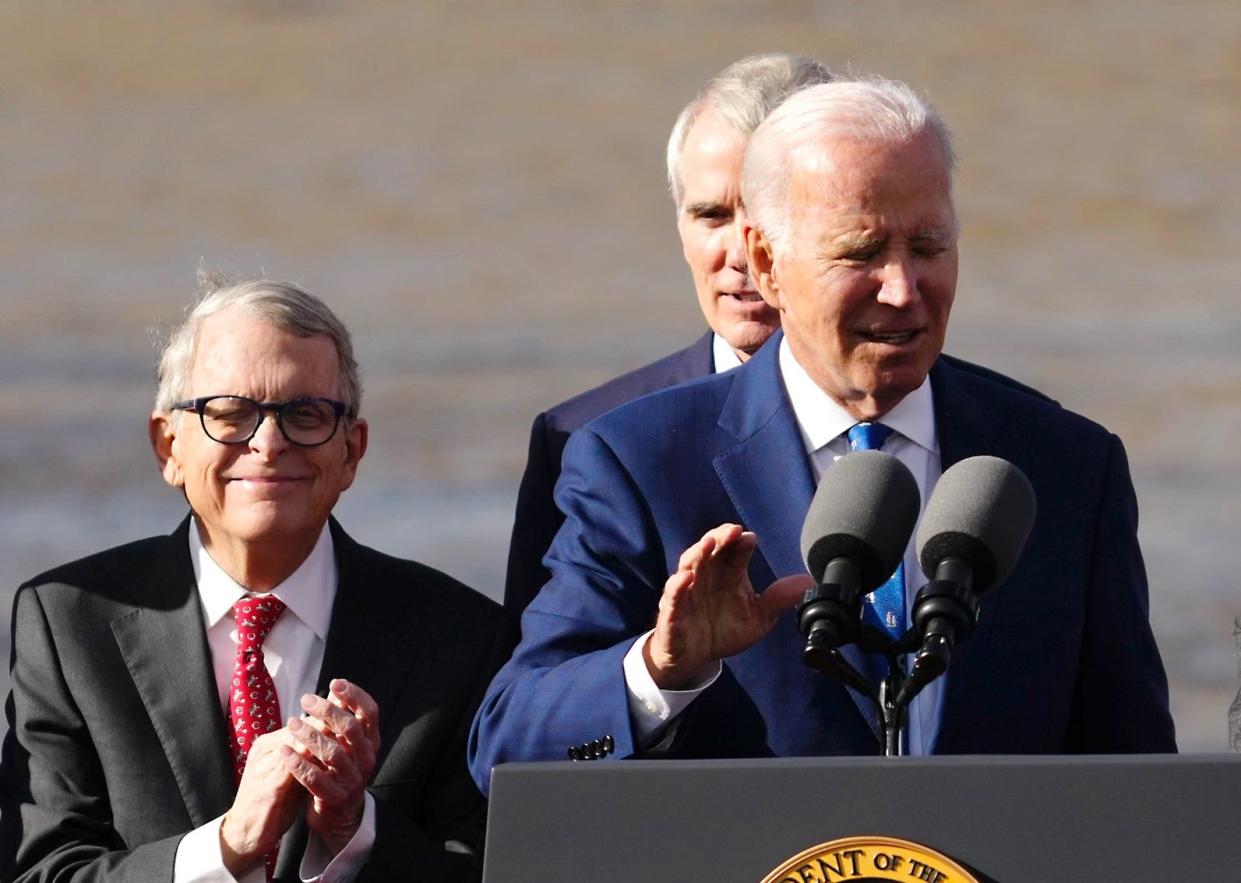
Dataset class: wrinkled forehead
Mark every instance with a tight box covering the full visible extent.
[189,310,342,393]
[785,131,957,229]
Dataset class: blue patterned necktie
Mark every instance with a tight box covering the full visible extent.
[846,422,907,642]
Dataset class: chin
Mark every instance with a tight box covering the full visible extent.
[722,323,779,355]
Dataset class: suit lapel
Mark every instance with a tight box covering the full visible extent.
[712,338,879,737]
[684,330,716,379]
[928,358,1019,751]
[930,358,1002,470]
[110,517,235,827]
[713,337,815,583]
[315,520,419,751]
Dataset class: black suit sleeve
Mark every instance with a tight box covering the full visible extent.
[1,586,181,882]
[502,413,565,619]
[1065,435,1176,751]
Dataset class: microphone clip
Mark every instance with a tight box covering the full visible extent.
[895,578,981,707]
[797,579,862,672]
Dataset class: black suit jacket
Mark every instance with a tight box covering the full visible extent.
[503,331,714,616]
[1,517,515,882]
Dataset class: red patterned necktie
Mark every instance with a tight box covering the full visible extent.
[230,594,287,880]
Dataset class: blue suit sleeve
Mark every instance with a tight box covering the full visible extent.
[469,427,669,795]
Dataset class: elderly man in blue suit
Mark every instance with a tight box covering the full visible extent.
[469,77,1175,790]
[503,52,833,617]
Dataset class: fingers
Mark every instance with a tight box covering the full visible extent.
[286,682,379,858]
[761,573,816,615]
[287,682,380,789]
[220,730,304,871]
[677,524,751,573]
[327,679,380,750]
[298,687,378,756]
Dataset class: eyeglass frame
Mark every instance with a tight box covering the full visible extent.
[171,395,351,448]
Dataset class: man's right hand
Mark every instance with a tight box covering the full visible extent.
[219,729,304,876]
[643,523,812,690]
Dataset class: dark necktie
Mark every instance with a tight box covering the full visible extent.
[230,594,286,881]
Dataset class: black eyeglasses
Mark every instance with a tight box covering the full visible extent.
[172,395,349,447]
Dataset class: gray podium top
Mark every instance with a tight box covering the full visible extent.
[484,754,1241,882]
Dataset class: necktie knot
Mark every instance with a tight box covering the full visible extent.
[847,421,893,452]
[233,595,286,650]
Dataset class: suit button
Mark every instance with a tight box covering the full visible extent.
[567,746,580,761]
[602,735,614,754]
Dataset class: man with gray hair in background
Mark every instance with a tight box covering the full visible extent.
[503,52,833,618]
[470,75,1174,790]
[2,277,512,881]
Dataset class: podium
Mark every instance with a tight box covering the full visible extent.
[483,755,1241,882]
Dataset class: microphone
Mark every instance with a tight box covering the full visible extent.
[797,450,921,678]
[897,455,1036,705]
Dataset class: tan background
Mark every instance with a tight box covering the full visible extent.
[1,0,1238,751]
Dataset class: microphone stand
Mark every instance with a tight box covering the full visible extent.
[799,584,966,757]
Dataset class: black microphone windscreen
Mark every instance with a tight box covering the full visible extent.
[916,456,1036,592]
[800,450,921,592]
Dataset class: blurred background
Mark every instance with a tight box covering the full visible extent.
[1,0,1237,751]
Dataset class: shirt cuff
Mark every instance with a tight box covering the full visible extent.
[300,791,376,882]
[622,630,721,740]
[173,815,263,883]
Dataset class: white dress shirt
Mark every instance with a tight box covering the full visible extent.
[711,333,744,374]
[173,523,376,883]
[624,337,945,755]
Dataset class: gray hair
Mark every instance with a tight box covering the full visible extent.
[666,53,834,207]
[743,77,957,251]
[154,272,362,418]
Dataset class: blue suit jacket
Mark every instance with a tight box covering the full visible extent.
[470,336,1175,792]
[503,332,714,617]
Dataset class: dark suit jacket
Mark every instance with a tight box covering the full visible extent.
[503,331,714,617]
[469,334,1175,792]
[1,517,515,882]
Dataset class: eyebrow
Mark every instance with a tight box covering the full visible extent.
[911,227,956,242]
[832,232,884,254]
[683,200,731,217]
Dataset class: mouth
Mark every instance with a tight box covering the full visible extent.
[227,475,306,486]
[858,328,921,346]
[722,289,765,303]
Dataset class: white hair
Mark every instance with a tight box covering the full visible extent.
[154,271,362,417]
[666,53,834,207]
[742,77,957,250]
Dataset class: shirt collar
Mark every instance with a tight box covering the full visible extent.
[189,521,337,642]
[711,333,744,374]
[778,337,938,454]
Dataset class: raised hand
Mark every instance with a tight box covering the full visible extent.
[284,678,381,859]
[644,523,812,689]
[219,729,305,875]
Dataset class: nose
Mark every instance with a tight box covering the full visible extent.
[725,216,748,273]
[247,410,289,457]
[876,255,919,308]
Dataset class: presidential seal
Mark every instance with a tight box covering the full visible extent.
[762,835,979,883]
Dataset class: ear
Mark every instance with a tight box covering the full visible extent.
[745,223,782,311]
[337,418,369,492]
[149,412,185,488]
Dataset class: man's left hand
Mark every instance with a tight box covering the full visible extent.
[285,678,381,858]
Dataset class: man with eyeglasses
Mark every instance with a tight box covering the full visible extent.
[1,277,513,882]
